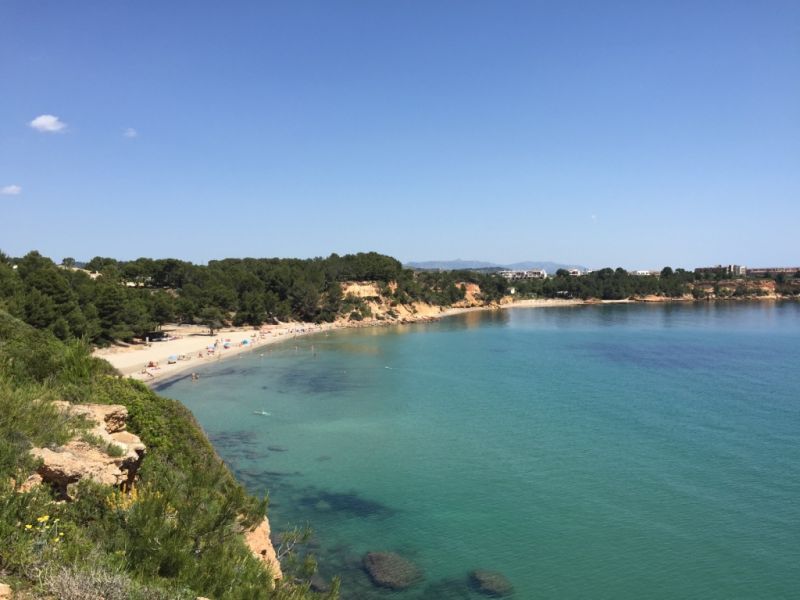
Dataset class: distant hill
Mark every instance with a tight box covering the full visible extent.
[405,259,587,272]
[404,259,499,271]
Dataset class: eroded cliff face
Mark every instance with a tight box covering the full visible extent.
[339,281,487,325]
[24,402,146,500]
[243,517,283,581]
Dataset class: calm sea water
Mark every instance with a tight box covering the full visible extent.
[159,303,800,599]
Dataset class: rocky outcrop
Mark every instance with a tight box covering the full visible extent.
[469,569,514,597]
[363,552,422,590]
[0,582,11,599]
[243,517,282,581]
[26,403,145,500]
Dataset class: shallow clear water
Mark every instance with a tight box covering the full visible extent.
[159,303,800,599]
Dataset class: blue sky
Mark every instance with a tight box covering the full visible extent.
[1,1,798,269]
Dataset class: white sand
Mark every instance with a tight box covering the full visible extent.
[94,322,335,383]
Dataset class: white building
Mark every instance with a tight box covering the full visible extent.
[499,269,548,280]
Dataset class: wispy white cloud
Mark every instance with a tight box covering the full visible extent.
[1,185,22,195]
[29,114,67,133]
[123,127,138,138]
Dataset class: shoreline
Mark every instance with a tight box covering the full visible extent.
[97,298,588,386]
[94,295,791,387]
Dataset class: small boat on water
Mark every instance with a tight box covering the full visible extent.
[253,410,271,416]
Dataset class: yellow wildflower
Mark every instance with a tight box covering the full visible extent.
[25,524,32,530]
[37,515,49,523]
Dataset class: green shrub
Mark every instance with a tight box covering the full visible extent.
[80,432,125,458]
[0,382,76,482]
[0,311,338,598]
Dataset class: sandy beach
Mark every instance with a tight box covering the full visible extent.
[93,322,338,383]
[94,298,589,384]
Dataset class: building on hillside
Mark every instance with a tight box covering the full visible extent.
[567,268,582,276]
[631,270,653,276]
[747,267,800,277]
[498,269,548,280]
[695,264,747,277]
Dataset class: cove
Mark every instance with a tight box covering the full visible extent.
[159,302,800,599]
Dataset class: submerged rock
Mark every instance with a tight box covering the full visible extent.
[309,574,331,593]
[469,569,514,597]
[314,499,332,511]
[363,552,422,590]
[417,578,473,599]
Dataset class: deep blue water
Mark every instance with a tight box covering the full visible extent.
[159,302,800,599]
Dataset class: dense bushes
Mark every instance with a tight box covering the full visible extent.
[0,311,337,598]
[0,251,406,343]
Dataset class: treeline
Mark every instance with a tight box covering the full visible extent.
[511,267,696,300]
[0,251,499,345]
[3,251,795,346]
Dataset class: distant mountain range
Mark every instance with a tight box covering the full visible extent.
[404,259,588,272]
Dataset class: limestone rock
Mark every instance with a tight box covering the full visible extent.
[29,402,145,500]
[363,552,422,590]
[469,569,514,597]
[243,517,282,580]
[19,472,43,492]
[110,430,146,454]
[0,582,11,598]
[67,403,129,433]
[32,443,119,498]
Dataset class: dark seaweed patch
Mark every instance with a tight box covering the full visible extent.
[297,490,394,519]
[241,449,270,460]
[277,364,355,394]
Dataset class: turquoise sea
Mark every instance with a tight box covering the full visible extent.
[159,302,800,599]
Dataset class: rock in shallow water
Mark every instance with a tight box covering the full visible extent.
[469,569,514,597]
[363,552,422,590]
[417,578,474,599]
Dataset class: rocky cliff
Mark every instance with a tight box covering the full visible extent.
[23,402,146,500]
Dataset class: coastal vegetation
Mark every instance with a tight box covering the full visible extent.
[1,251,798,346]
[0,310,338,599]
